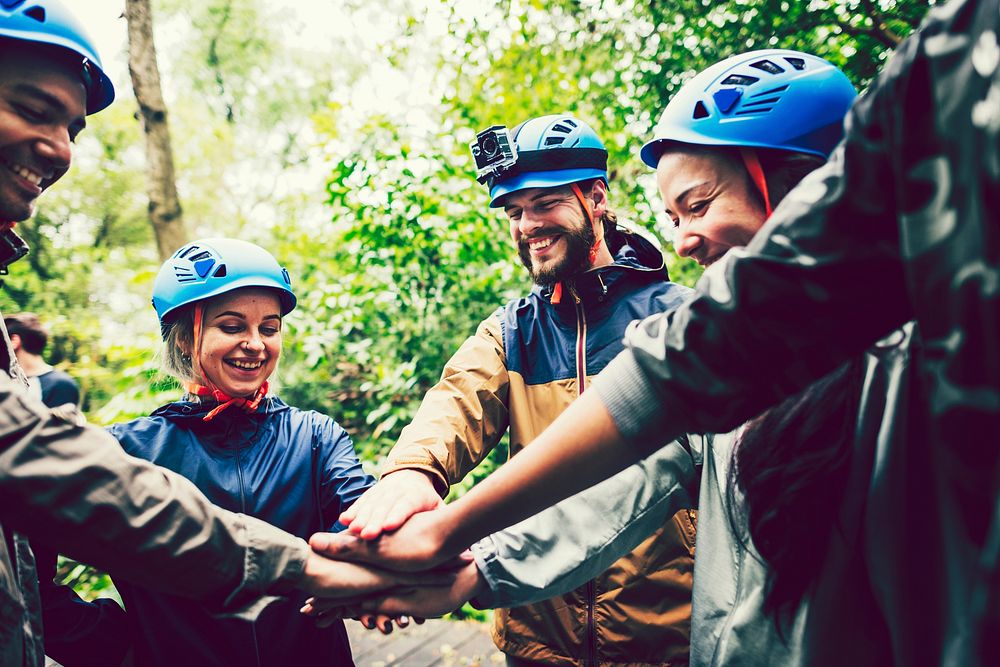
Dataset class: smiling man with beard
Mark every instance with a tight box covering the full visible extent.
[338,114,697,667]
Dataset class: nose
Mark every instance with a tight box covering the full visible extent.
[34,127,73,173]
[674,225,703,259]
[242,334,265,354]
[516,209,545,239]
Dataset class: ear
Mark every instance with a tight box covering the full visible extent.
[175,333,193,359]
[589,180,608,217]
[8,334,20,352]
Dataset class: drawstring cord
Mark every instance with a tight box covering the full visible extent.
[551,183,605,305]
[182,302,268,421]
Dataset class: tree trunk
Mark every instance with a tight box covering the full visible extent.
[125,0,188,262]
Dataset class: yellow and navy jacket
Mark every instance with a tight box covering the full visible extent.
[384,231,696,666]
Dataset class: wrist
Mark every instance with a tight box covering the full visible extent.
[383,467,445,496]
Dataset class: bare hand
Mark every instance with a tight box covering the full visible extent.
[339,469,443,539]
[298,550,459,598]
[311,507,466,573]
[302,561,484,623]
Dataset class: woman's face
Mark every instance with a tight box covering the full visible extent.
[656,147,767,268]
[192,287,282,398]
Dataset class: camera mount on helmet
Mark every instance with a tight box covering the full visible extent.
[471,125,519,185]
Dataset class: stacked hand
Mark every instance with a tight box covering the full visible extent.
[299,470,486,626]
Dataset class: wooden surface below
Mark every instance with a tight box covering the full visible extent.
[346,617,504,667]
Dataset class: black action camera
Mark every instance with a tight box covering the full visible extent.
[470,125,518,184]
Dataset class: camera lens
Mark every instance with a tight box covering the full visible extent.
[482,136,499,157]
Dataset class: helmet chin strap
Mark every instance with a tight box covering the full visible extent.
[739,148,773,217]
[182,302,268,421]
[550,183,605,305]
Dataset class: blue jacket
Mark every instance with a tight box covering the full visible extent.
[108,396,373,667]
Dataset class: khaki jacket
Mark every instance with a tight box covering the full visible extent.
[384,234,696,666]
[0,316,309,666]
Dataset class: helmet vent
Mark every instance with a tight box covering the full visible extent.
[784,57,806,70]
[741,97,780,107]
[750,85,788,98]
[173,267,196,283]
[24,5,45,22]
[750,59,784,74]
[281,268,291,285]
[212,264,228,278]
[545,136,566,146]
[693,101,710,119]
[721,74,758,86]
[551,122,574,134]
[177,244,201,259]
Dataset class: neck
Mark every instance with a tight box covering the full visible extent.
[590,245,615,269]
[16,353,49,376]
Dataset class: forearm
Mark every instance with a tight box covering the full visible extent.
[383,318,511,491]
[438,389,645,553]
[0,380,308,613]
[471,435,700,608]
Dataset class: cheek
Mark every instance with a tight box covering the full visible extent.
[266,337,282,363]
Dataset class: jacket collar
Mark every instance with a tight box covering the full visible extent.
[151,395,291,423]
[535,230,669,305]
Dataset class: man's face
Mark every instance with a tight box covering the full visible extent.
[0,51,87,222]
[502,183,602,286]
[656,147,766,268]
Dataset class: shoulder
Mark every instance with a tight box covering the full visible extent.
[38,368,77,387]
[275,402,352,446]
[106,414,177,453]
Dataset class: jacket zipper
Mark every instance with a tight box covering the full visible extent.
[233,431,264,667]
[572,288,598,667]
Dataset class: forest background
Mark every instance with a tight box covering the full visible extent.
[10,0,933,607]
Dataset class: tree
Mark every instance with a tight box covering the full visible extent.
[126,0,188,261]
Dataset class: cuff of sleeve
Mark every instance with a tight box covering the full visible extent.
[591,351,668,446]
[221,514,310,619]
[468,538,502,610]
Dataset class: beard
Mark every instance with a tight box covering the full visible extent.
[518,220,596,287]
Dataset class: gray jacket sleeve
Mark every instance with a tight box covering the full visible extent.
[470,434,703,609]
[0,371,308,617]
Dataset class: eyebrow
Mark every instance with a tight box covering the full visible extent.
[504,190,571,212]
[667,180,712,211]
[11,82,86,134]
[212,311,281,321]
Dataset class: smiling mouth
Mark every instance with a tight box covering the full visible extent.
[527,236,559,253]
[4,160,44,188]
[226,359,265,370]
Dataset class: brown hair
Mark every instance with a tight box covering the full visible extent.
[4,313,48,355]
[159,306,196,385]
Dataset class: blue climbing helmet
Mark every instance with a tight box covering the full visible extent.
[0,0,115,114]
[640,49,857,167]
[152,239,297,333]
[471,114,609,207]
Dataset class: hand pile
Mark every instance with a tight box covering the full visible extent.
[296,470,486,632]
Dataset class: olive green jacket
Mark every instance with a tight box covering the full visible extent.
[0,317,309,666]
